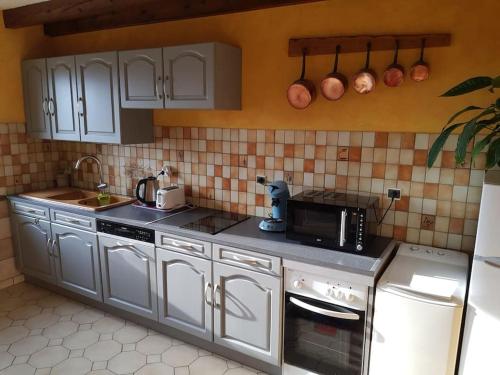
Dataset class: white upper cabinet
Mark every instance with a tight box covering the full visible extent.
[22,59,52,139]
[119,48,164,109]
[120,42,241,110]
[47,55,80,141]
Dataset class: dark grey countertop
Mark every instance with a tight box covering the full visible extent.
[8,195,396,286]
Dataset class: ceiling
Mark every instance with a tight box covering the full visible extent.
[0,0,46,10]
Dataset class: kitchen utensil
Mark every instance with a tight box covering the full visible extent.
[353,42,376,94]
[135,175,159,205]
[383,40,405,87]
[410,39,430,82]
[259,180,290,232]
[156,185,186,210]
[320,45,348,101]
[287,51,316,109]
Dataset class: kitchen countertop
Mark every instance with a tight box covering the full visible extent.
[8,194,396,286]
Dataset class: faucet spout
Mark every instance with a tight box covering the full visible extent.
[74,155,108,191]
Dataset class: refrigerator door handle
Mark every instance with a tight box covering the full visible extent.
[380,283,460,307]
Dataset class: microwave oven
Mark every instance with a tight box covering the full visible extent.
[286,190,379,253]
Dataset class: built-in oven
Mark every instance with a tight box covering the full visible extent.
[283,264,370,375]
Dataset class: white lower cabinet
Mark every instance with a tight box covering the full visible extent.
[12,213,55,283]
[51,223,102,301]
[99,234,158,320]
[213,262,281,366]
[157,248,213,340]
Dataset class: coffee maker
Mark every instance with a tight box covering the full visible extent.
[259,180,290,232]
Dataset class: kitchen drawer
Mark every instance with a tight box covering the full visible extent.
[156,232,212,259]
[213,244,281,276]
[51,209,96,232]
[10,200,49,219]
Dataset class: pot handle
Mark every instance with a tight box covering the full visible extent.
[364,42,372,70]
[300,49,307,80]
[419,38,426,63]
[135,178,146,202]
[332,45,341,73]
[393,40,400,65]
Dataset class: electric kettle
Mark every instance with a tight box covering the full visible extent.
[135,176,159,205]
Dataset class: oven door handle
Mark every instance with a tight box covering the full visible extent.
[289,297,360,320]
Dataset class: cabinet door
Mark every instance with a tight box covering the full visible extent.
[157,248,212,340]
[213,262,281,365]
[119,48,164,109]
[11,213,55,283]
[163,43,214,109]
[52,223,102,301]
[99,235,157,320]
[22,59,52,139]
[76,52,121,143]
[47,56,80,141]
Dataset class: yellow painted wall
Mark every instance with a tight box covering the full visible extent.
[0,13,49,123]
[5,0,500,131]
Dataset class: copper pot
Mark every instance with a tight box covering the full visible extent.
[320,45,347,101]
[287,51,316,109]
[353,43,376,94]
[384,40,405,87]
[411,39,430,82]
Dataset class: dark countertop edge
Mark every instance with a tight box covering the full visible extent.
[7,195,396,283]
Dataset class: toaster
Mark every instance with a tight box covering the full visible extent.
[156,186,186,210]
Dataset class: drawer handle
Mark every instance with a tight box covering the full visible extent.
[232,255,261,267]
[204,282,212,307]
[169,239,199,252]
[26,209,37,213]
[67,219,82,225]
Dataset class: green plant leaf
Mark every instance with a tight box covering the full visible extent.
[455,122,482,165]
[427,123,465,168]
[493,76,500,88]
[471,131,499,161]
[446,105,483,125]
[486,138,500,168]
[441,76,493,97]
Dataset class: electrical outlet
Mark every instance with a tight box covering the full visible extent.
[387,188,401,200]
[256,175,267,185]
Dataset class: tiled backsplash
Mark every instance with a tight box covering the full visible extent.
[0,123,56,289]
[55,126,485,253]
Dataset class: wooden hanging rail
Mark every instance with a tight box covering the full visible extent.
[288,33,451,56]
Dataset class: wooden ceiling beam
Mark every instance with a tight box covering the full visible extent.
[2,0,325,36]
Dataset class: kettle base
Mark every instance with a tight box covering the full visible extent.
[259,218,286,232]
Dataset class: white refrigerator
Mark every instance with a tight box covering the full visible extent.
[459,169,500,374]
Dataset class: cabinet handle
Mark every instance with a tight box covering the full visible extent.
[214,284,221,308]
[169,239,199,252]
[78,97,85,117]
[164,76,169,99]
[231,255,261,267]
[48,98,55,116]
[42,98,49,115]
[52,239,59,258]
[204,282,212,307]
[67,219,81,225]
[157,76,163,100]
[46,238,53,256]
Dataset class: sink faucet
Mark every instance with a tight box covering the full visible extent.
[74,155,108,191]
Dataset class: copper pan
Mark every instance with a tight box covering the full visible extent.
[287,51,316,109]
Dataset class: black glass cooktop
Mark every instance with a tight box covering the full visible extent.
[180,211,250,235]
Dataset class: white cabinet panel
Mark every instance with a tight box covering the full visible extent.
[157,248,212,340]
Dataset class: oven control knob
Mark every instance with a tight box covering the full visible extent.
[344,292,355,302]
[356,244,363,251]
[293,280,303,289]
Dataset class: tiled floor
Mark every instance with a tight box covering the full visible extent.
[0,283,266,375]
